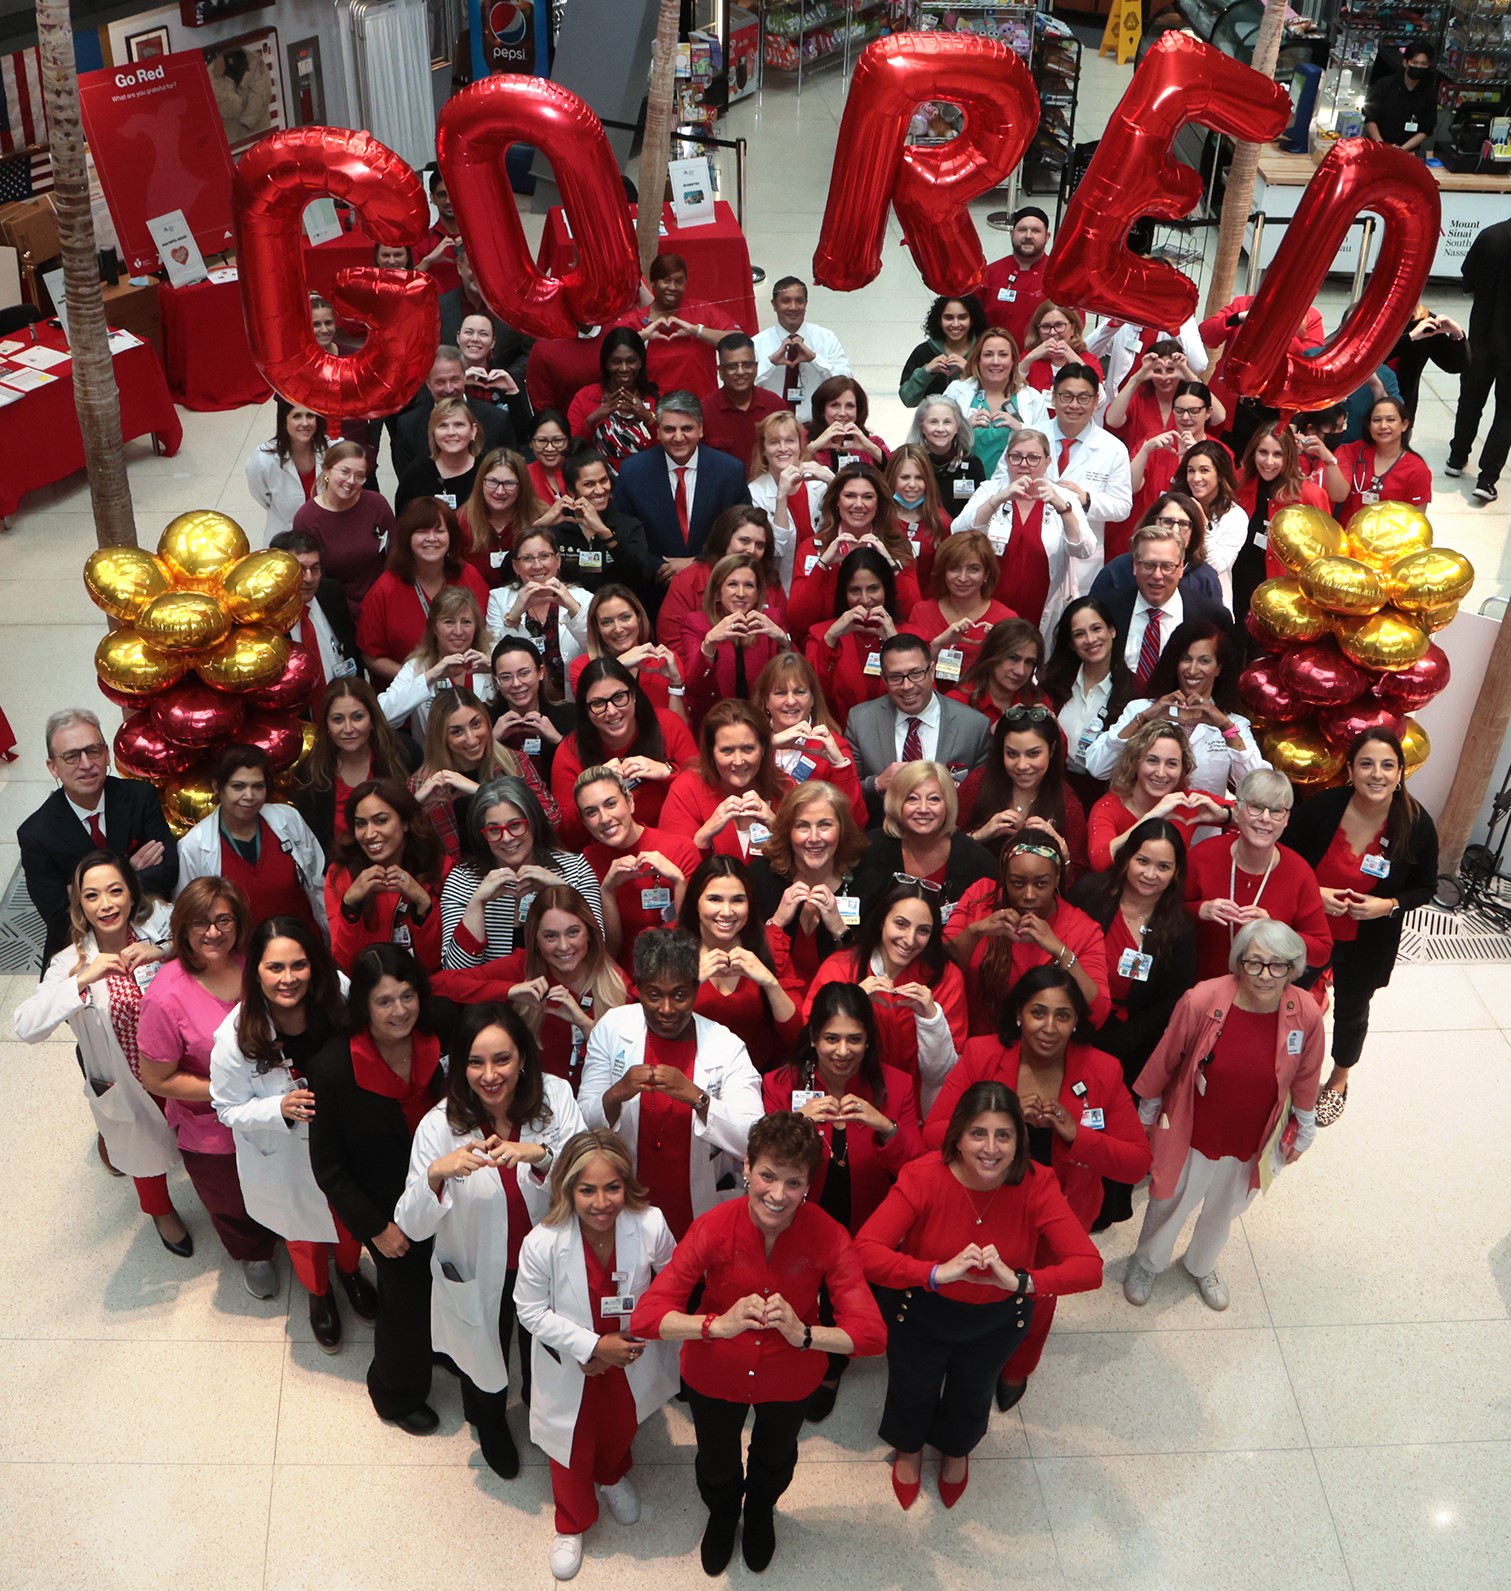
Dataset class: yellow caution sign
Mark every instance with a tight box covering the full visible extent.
[1099,0,1143,66]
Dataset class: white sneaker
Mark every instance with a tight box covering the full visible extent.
[1191,1269,1230,1311]
[549,1534,583,1581]
[600,1475,641,1524]
[1123,1256,1156,1306]
[242,1259,278,1299]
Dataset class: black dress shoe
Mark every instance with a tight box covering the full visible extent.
[741,1505,776,1572]
[700,1509,740,1577]
[479,1416,519,1479]
[804,1381,839,1423]
[336,1265,379,1322]
[153,1215,194,1258]
[382,1403,440,1435]
[995,1377,1028,1413]
[309,1290,343,1354]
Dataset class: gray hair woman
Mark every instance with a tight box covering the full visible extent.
[1123,918,1323,1312]
[437,776,604,967]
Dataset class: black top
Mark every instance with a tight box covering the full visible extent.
[1285,786,1439,993]
[502,505,652,596]
[292,730,420,860]
[489,698,577,785]
[1387,319,1469,419]
[1363,71,1437,147]
[747,855,859,969]
[928,451,986,518]
[390,396,514,480]
[1462,219,1511,357]
[394,456,480,515]
[851,830,997,922]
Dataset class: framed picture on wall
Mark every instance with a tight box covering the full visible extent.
[285,37,326,126]
[180,0,275,27]
[203,26,284,154]
[124,26,172,62]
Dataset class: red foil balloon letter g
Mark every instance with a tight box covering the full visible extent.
[813,33,1038,296]
[233,128,439,419]
[438,75,640,339]
[1224,140,1441,411]
[1046,34,1291,327]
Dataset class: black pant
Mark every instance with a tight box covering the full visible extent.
[879,1287,1034,1460]
[686,1387,808,1518]
[366,1236,434,1420]
[1451,343,1511,486]
[1329,942,1377,1070]
[459,1267,532,1429]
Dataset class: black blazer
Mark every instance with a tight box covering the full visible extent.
[391,395,515,480]
[437,289,533,386]
[1097,585,1233,662]
[851,830,997,922]
[1068,872,1198,1086]
[292,731,419,860]
[613,444,752,570]
[304,1023,451,1242]
[489,697,576,785]
[19,777,179,967]
[302,576,362,682]
[1286,786,1439,992]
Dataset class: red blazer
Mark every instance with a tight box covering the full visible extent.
[921,1037,1150,1228]
[550,708,698,845]
[656,562,713,656]
[945,879,1111,1033]
[678,614,788,725]
[325,863,448,973]
[659,769,794,858]
[762,1062,924,1231]
[1234,476,1334,581]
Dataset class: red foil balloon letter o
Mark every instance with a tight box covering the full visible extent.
[813,33,1039,296]
[438,76,640,340]
[233,128,439,419]
[1224,140,1441,411]
[1046,34,1291,328]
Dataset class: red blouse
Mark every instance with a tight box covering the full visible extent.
[583,825,705,957]
[325,863,449,973]
[355,566,492,667]
[804,623,889,725]
[1087,792,1201,874]
[1312,823,1385,945]
[695,933,804,1059]
[631,1196,887,1403]
[901,599,1017,680]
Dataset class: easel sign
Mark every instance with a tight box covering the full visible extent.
[669,156,716,228]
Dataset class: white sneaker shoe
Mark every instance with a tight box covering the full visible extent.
[1123,1256,1157,1306]
[600,1475,641,1524]
[1191,1269,1230,1311]
[549,1534,583,1581]
[242,1259,278,1299]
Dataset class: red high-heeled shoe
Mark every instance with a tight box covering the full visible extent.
[939,1456,969,1509]
[891,1452,921,1510]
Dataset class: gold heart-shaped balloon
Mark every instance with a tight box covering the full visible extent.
[83,547,172,621]
[1332,608,1431,671]
[220,550,303,624]
[196,626,291,691]
[1300,555,1387,616]
[1344,501,1432,569]
[1249,578,1330,642]
[95,627,189,693]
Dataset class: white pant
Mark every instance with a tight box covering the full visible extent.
[1134,1150,1257,1278]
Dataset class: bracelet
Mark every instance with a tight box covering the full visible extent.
[800,1324,813,1351]
[927,1263,940,1293]
[1221,725,1241,742]
[1060,948,1077,970]
[701,1311,718,1341]
[667,686,686,697]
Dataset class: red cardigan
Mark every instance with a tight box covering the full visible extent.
[921,1037,1151,1228]
[550,708,699,846]
[1184,831,1332,981]
[762,1062,924,1231]
[325,863,448,973]
[632,1196,887,1402]
[945,879,1111,1033]
[678,615,787,724]
[854,1156,1103,1304]
[659,769,794,858]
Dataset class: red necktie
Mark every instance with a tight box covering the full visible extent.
[1134,606,1163,691]
[300,604,328,685]
[86,812,106,849]
[673,466,690,548]
[1057,437,1074,473]
[902,717,923,763]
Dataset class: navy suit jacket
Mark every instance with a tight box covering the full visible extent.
[613,445,752,571]
[19,776,179,968]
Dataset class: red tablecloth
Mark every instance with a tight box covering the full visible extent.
[158,275,272,412]
[537,201,758,334]
[0,324,182,521]
[302,229,380,305]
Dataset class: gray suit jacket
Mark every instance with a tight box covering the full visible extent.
[844,693,994,823]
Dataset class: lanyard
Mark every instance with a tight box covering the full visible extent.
[1229,848,1278,936]
[413,582,432,619]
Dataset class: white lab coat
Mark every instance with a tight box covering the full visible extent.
[1084,318,1208,407]
[393,1078,587,1394]
[244,440,325,547]
[514,1206,678,1466]
[753,321,851,423]
[377,659,497,738]
[174,804,328,933]
[578,1007,762,1219]
[1202,503,1249,614]
[942,377,1052,439]
[951,479,1097,639]
[1084,699,1270,797]
[747,472,817,593]
[485,585,592,700]
[13,904,178,1178]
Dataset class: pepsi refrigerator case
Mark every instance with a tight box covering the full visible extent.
[471,0,549,78]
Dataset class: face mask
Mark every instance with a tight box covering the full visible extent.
[893,490,926,510]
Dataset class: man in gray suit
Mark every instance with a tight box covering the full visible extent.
[845,634,993,823]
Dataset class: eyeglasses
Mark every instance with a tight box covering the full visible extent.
[54,742,108,766]
[1135,559,1182,575]
[721,359,757,373]
[1172,406,1207,420]
[1240,802,1290,820]
[1007,452,1046,467]
[533,434,567,451]
[1055,390,1096,406]
[1002,705,1053,725]
[1038,322,1072,335]
[191,914,236,934]
[893,872,943,893]
[481,818,531,842]
[586,688,633,716]
[1239,958,1293,978]
[483,477,518,493]
[883,667,932,687]
[1151,516,1191,532]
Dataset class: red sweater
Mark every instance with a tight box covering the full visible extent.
[632,1196,887,1402]
[550,709,698,846]
[762,1063,924,1231]
[583,825,704,956]
[659,769,794,859]
[854,1156,1103,1304]
[921,1038,1151,1227]
[325,863,448,973]
[1184,831,1333,981]
[788,558,921,642]
[694,927,805,1058]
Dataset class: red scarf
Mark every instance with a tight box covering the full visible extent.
[350,1029,442,1135]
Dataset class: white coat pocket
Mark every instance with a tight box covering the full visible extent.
[85,1076,134,1125]
[433,1262,486,1330]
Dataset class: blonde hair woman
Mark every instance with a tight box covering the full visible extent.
[747,409,831,591]
[395,396,484,513]
[942,329,1051,476]
[1088,719,1227,871]
[291,438,397,614]
[377,585,494,738]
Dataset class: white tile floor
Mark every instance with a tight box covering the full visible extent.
[1,37,1509,1591]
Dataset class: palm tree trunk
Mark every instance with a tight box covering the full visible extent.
[1203,0,1290,320]
[637,0,682,271]
[35,0,138,547]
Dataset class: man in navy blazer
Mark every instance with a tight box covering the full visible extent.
[613,391,752,589]
[19,708,179,969]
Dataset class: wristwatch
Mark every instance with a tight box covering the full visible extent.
[694,1089,711,1114]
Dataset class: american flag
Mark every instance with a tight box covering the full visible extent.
[0,47,52,200]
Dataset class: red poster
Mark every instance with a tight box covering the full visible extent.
[78,52,237,275]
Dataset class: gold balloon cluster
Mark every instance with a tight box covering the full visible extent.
[84,512,319,833]
[1244,502,1469,788]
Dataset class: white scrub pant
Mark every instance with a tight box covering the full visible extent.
[1134,1149,1258,1278]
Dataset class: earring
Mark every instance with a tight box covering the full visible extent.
[741,1176,750,1191]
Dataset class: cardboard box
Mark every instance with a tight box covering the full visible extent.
[0,195,60,267]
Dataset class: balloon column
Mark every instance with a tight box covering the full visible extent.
[1238,502,1470,789]
[83,513,321,835]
